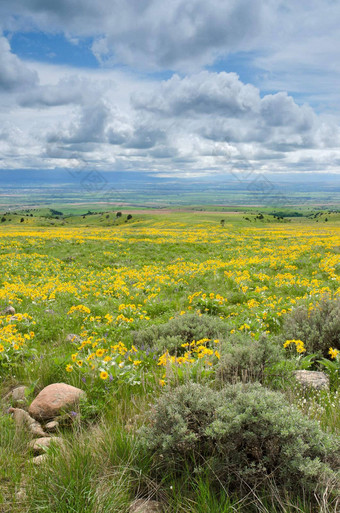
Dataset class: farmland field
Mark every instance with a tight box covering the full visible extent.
[0,213,339,512]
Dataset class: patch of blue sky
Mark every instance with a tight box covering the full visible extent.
[6,30,176,81]
[207,51,262,86]
[5,30,98,68]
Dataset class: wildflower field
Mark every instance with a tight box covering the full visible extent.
[0,213,339,513]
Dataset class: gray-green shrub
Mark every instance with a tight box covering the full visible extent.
[282,296,340,356]
[133,314,228,354]
[216,333,281,384]
[140,382,339,497]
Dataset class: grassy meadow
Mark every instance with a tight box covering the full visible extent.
[0,210,339,512]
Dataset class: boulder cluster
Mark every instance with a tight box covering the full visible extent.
[3,382,162,512]
[7,382,85,464]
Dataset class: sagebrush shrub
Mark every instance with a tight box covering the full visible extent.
[216,333,280,384]
[140,382,339,496]
[283,296,340,356]
[133,314,228,354]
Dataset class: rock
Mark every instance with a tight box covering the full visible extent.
[12,386,28,401]
[45,420,59,432]
[15,487,27,502]
[4,386,29,406]
[32,454,48,465]
[66,333,81,343]
[293,370,329,390]
[28,383,85,420]
[129,499,163,513]
[9,407,48,437]
[30,423,49,437]
[1,305,15,315]
[29,436,64,455]
[53,413,74,427]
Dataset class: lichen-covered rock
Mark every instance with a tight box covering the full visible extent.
[129,499,163,513]
[32,454,48,465]
[15,487,27,502]
[66,333,81,343]
[28,383,85,420]
[0,305,15,315]
[293,370,329,390]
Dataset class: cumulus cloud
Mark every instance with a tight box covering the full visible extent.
[132,72,260,116]
[1,0,340,174]
[1,0,340,115]
[48,100,112,145]
[18,76,91,107]
[0,0,265,69]
[35,70,340,174]
[2,0,340,82]
[0,36,38,91]
[133,72,337,152]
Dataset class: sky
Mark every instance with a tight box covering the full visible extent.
[1,0,340,178]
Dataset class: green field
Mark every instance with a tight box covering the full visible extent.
[0,212,339,512]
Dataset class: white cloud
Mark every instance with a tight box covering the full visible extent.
[0,0,265,69]
[1,60,337,174]
[0,36,38,91]
[132,72,261,116]
[1,2,340,174]
[18,76,90,107]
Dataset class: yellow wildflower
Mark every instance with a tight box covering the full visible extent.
[283,339,306,353]
[329,347,339,359]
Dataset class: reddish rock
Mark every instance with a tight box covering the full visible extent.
[28,383,85,420]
